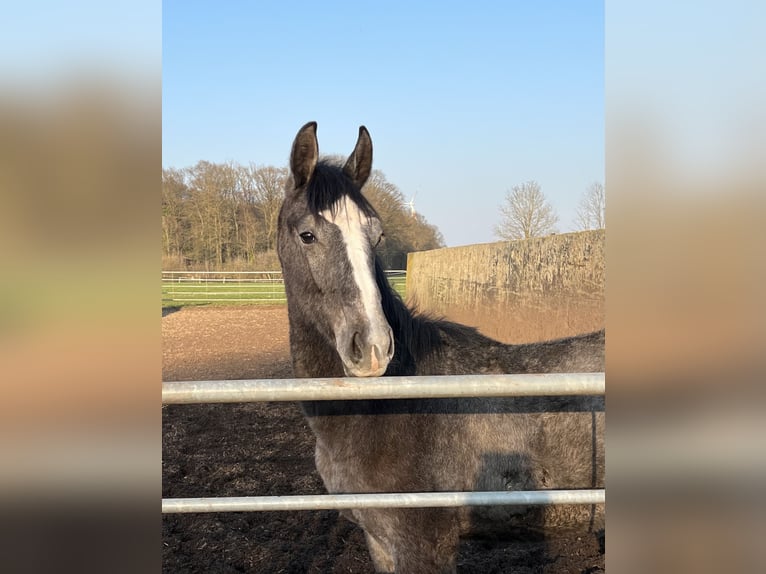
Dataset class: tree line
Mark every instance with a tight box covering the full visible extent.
[162,160,445,270]
[494,180,605,241]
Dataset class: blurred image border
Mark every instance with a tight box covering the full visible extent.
[1,2,764,573]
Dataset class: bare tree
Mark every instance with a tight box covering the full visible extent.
[252,165,288,251]
[494,180,558,240]
[162,168,189,259]
[575,181,605,230]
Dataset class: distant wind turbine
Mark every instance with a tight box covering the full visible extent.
[406,190,418,217]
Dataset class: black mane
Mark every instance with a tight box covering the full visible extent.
[375,259,488,376]
[306,160,378,219]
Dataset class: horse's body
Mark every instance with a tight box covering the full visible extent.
[277,122,604,573]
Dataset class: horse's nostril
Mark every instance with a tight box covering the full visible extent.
[387,331,394,358]
[351,332,364,362]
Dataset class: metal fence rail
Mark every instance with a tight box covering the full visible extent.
[163,489,605,514]
[162,373,605,404]
[162,373,604,513]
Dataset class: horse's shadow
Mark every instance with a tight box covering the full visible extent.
[461,451,604,572]
[162,306,181,317]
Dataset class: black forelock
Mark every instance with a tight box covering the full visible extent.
[306,160,378,218]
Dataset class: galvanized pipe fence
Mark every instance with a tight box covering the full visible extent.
[162,373,605,514]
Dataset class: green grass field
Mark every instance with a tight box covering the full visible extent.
[162,276,406,308]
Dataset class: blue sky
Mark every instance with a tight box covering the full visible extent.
[163,1,604,246]
[1,2,159,81]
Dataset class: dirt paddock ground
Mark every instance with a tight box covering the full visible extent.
[162,306,604,573]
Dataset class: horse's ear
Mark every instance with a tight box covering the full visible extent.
[289,121,318,189]
[343,126,373,188]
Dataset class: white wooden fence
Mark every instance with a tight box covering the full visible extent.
[161,270,407,305]
[161,271,286,304]
[162,373,605,513]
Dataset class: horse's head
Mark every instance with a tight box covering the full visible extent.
[277,122,394,377]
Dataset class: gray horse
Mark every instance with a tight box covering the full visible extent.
[277,121,604,573]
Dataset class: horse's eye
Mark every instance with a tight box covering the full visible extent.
[374,233,385,248]
[299,231,316,244]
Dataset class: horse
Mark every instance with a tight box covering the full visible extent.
[276,121,604,573]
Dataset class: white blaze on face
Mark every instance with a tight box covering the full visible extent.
[320,196,381,330]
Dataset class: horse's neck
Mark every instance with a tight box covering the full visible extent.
[380,289,449,376]
[284,308,358,429]
[286,309,344,379]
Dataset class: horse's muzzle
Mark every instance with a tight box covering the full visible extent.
[342,327,394,377]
